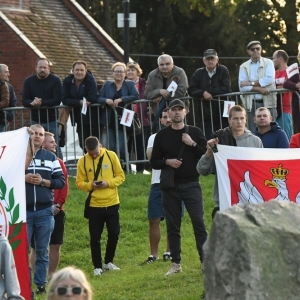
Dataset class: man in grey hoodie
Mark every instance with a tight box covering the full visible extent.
[197,105,263,218]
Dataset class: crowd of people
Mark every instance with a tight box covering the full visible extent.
[0,40,300,299]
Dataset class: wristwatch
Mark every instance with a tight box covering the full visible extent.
[251,81,255,86]
[192,142,197,147]
[40,179,45,187]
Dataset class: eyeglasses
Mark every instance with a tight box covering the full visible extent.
[113,71,125,74]
[126,61,138,66]
[249,47,261,52]
[56,286,83,296]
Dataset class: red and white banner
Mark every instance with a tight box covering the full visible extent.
[214,145,300,211]
[0,128,31,299]
[286,63,299,79]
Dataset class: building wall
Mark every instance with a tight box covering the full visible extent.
[0,19,38,126]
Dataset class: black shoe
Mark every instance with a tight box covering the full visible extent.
[36,286,46,295]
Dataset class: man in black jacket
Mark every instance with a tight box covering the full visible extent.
[150,99,207,276]
[188,49,231,139]
[61,61,98,151]
[22,58,62,157]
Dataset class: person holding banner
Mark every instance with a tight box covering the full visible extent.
[283,50,300,134]
[25,124,65,295]
[197,105,263,218]
[97,62,139,163]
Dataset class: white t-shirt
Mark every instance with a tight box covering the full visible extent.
[147,133,161,184]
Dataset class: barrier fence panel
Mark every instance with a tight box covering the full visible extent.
[2,89,300,174]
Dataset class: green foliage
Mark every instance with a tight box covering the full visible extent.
[34,173,215,299]
[76,0,299,90]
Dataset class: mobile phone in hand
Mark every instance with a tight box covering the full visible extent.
[95,181,103,186]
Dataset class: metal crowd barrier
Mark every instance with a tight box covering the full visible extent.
[2,89,299,174]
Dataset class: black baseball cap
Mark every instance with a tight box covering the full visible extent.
[203,49,218,59]
[247,41,261,49]
[168,99,185,110]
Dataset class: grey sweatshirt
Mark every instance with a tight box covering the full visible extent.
[196,130,263,206]
[0,235,24,300]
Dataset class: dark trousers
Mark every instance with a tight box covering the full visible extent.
[88,205,120,269]
[162,182,207,263]
[135,126,150,172]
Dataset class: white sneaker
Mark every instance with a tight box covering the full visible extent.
[104,262,120,271]
[165,262,182,276]
[94,268,103,276]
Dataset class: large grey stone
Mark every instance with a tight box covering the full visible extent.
[203,201,300,300]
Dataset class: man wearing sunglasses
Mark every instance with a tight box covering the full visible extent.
[238,41,276,133]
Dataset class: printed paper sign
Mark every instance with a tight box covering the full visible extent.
[120,108,134,127]
[81,97,87,115]
[167,81,178,97]
[286,63,299,79]
[222,101,236,117]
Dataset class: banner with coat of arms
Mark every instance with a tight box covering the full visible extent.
[0,128,31,299]
[214,145,300,211]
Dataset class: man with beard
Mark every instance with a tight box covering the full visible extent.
[22,58,62,157]
[150,99,207,276]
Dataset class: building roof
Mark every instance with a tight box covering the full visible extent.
[0,0,125,84]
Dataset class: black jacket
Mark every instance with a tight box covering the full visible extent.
[61,71,98,125]
[188,64,231,122]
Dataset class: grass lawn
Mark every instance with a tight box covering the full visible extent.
[34,172,215,300]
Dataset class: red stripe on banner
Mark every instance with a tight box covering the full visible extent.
[9,223,31,300]
[228,159,300,205]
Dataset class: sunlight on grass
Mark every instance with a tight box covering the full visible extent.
[34,173,215,300]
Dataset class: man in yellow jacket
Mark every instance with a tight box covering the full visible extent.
[76,136,125,276]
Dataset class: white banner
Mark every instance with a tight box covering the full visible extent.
[214,145,300,211]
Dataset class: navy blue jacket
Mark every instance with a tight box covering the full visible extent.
[254,122,289,148]
[25,148,65,211]
[61,71,98,125]
[97,80,139,127]
[22,73,62,123]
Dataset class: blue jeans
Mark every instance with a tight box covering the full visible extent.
[27,206,54,287]
[277,112,293,140]
[31,120,63,159]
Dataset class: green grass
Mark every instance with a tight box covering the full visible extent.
[35,172,215,300]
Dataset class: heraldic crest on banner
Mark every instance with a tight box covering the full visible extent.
[238,163,300,205]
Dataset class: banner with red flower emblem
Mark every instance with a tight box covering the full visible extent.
[214,145,300,211]
[0,128,31,299]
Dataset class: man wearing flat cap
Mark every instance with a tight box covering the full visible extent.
[188,49,231,140]
[150,99,207,276]
[239,41,276,132]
